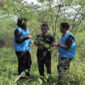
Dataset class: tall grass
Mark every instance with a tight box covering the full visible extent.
[0,39,85,85]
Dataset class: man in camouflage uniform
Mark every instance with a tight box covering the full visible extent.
[53,22,76,85]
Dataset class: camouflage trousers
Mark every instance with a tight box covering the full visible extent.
[57,57,73,85]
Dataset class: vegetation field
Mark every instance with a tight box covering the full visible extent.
[0,0,85,85]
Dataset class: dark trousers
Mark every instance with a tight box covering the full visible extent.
[16,51,32,75]
[57,57,73,84]
[37,49,51,76]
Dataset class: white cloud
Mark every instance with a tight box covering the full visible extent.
[23,0,58,5]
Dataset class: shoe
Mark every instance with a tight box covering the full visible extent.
[57,82,64,85]
[25,72,30,76]
[25,72,31,79]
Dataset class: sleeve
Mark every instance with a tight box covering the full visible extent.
[27,29,30,35]
[50,35,55,44]
[14,29,28,44]
[34,34,43,46]
[65,35,74,49]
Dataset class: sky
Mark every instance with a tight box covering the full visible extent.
[22,0,80,20]
[23,0,58,5]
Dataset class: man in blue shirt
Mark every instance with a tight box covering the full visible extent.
[53,22,76,85]
[14,17,32,77]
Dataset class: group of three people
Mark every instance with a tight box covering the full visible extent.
[14,17,76,84]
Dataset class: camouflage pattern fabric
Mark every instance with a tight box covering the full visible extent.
[57,57,73,85]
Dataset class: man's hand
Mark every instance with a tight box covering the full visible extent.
[26,35,32,39]
[52,41,59,47]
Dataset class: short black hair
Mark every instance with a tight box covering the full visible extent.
[17,17,28,29]
[17,18,22,27]
[60,22,70,30]
[41,23,49,29]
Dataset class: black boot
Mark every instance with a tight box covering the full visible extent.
[25,72,30,76]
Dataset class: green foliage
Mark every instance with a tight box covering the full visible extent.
[37,0,54,3]
[0,0,85,85]
[0,17,16,47]
[62,0,73,5]
[0,0,7,7]
[0,39,85,85]
[76,0,85,8]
